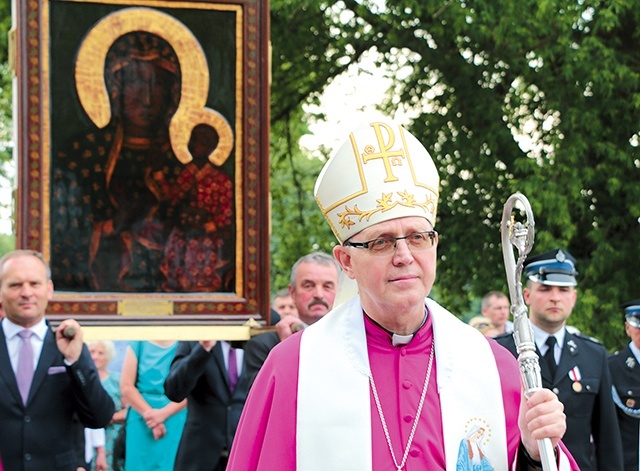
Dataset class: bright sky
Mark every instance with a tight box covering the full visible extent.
[300,61,394,154]
[0,165,13,235]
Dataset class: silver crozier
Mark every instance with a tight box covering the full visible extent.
[501,192,557,471]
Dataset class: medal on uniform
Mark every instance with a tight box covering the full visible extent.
[569,366,582,392]
[626,398,636,408]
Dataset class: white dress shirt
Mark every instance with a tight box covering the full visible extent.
[2,317,48,374]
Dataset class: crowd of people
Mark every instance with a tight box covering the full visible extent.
[228,119,576,470]
[494,249,623,470]
[0,118,639,470]
[466,254,640,470]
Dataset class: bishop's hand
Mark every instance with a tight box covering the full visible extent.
[518,388,565,462]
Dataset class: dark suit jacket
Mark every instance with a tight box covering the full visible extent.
[269,308,281,326]
[164,341,248,471]
[243,331,280,390]
[496,329,623,470]
[609,345,640,471]
[0,321,115,471]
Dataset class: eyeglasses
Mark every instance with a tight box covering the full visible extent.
[343,231,438,256]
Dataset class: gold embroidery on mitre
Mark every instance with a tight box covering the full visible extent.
[337,190,437,230]
[361,122,406,183]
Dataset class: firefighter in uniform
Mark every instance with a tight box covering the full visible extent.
[496,248,623,470]
[609,299,640,471]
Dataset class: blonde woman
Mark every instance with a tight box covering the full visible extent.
[88,340,127,470]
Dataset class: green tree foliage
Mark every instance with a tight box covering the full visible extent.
[0,0,10,152]
[0,0,13,237]
[0,232,14,257]
[0,0,637,349]
[268,0,378,289]
[269,0,639,349]
[269,109,336,291]
[0,0,8,65]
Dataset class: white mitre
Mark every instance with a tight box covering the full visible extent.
[314,119,440,243]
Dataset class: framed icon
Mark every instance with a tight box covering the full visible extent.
[12,0,271,337]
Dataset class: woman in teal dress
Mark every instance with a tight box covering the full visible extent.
[120,341,187,471]
[88,340,128,471]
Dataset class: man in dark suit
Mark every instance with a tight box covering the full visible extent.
[609,299,640,471]
[164,340,247,471]
[496,248,623,470]
[243,252,341,389]
[0,250,114,471]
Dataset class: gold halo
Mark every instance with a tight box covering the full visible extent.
[75,7,233,165]
[171,107,234,167]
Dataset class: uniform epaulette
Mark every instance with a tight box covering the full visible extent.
[573,331,602,345]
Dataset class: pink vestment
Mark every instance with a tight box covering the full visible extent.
[228,309,578,470]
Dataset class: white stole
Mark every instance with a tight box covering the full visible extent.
[297,296,508,470]
[297,296,372,469]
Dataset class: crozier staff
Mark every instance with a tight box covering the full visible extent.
[227,118,579,470]
[496,248,623,470]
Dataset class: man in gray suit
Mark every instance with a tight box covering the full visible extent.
[0,250,114,471]
[243,252,341,390]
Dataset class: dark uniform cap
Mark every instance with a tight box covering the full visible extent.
[622,299,640,328]
[523,248,578,287]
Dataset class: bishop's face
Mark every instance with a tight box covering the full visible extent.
[334,216,437,331]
